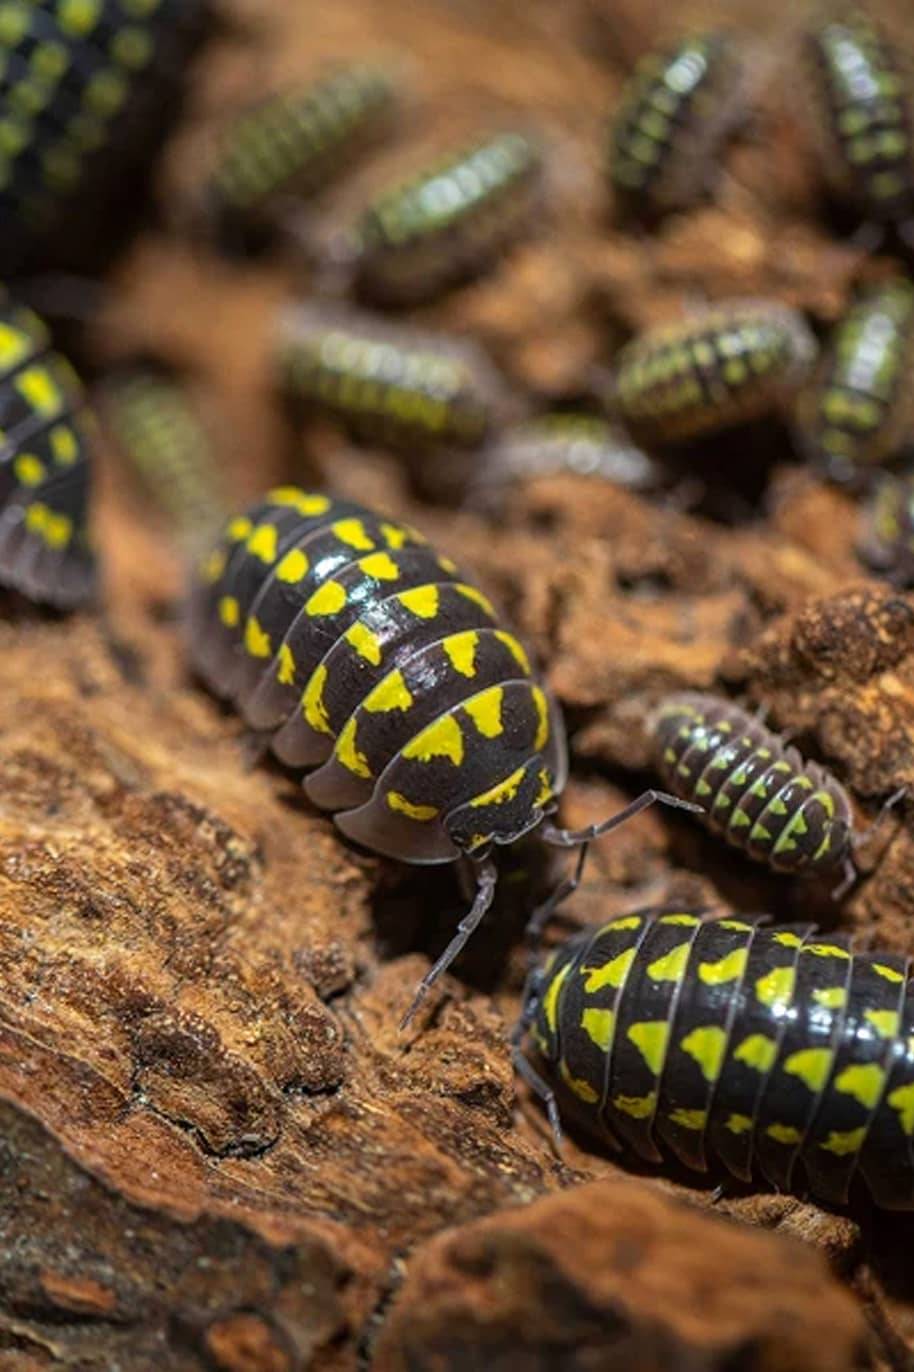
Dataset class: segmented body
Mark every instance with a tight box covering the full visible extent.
[607,32,748,219]
[523,906,914,1208]
[860,471,914,586]
[102,367,224,545]
[803,9,914,231]
[468,413,664,507]
[205,65,397,243]
[651,693,852,876]
[189,487,567,865]
[277,305,505,457]
[0,292,95,607]
[0,0,214,274]
[612,301,817,444]
[352,131,543,305]
[794,279,914,484]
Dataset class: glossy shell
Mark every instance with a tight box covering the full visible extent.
[651,692,852,876]
[794,279,914,484]
[524,906,914,1209]
[276,304,505,457]
[189,487,567,865]
[0,292,95,607]
[353,130,543,305]
[0,0,214,274]
[803,9,914,229]
[612,301,817,444]
[102,366,223,544]
[859,471,914,585]
[204,64,397,240]
[607,32,748,219]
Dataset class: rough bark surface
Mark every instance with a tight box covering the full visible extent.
[4,0,914,1368]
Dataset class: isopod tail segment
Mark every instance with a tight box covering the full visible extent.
[399,789,703,1031]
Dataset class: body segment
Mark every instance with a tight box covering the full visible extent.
[521,906,914,1208]
[612,302,816,444]
[860,471,914,585]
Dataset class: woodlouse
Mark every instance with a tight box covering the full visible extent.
[0,291,95,607]
[189,486,696,1026]
[351,130,544,306]
[515,905,914,1209]
[607,32,749,220]
[611,301,817,445]
[859,470,914,586]
[794,278,914,485]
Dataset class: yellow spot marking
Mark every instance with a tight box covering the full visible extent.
[464,686,503,739]
[335,716,370,776]
[58,0,100,36]
[227,515,252,541]
[581,1008,615,1051]
[381,522,411,549]
[14,453,45,486]
[560,1061,599,1104]
[659,914,700,926]
[200,548,226,584]
[766,1123,802,1145]
[734,1034,777,1073]
[531,686,549,752]
[718,920,753,932]
[16,366,62,415]
[345,622,382,665]
[543,961,571,1033]
[755,966,795,1009]
[888,1082,914,1135]
[276,547,309,583]
[438,556,458,574]
[50,423,78,466]
[277,642,296,686]
[803,944,851,960]
[613,1092,656,1119]
[607,916,642,932]
[0,321,30,368]
[333,517,374,550]
[681,1025,727,1082]
[456,584,495,615]
[306,580,347,616]
[669,1108,707,1131]
[363,670,413,714]
[834,1063,885,1110]
[25,502,71,549]
[535,768,554,808]
[360,551,400,580]
[468,764,526,809]
[582,947,636,992]
[268,487,331,516]
[246,523,278,563]
[387,790,438,822]
[443,631,478,678]
[398,585,440,618]
[772,931,803,948]
[494,630,531,674]
[820,1127,867,1156]
[647,942,691,983]
[866,1009,901,1039]
[813,987,847,1010]
[218,596,239,628]
[244,616,271,658]
[725,1113,753,1134]
[699,948,748,985]
[784,1048,832,1093]
[874,963,905,983]
[403,713,464,766]
[627,1021,669,1075]
[301,663,331,736]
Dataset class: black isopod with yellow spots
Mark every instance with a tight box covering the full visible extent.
[0,0,215,275]
[189,486,697,1026]
[651,693,858,889]
[611,301,817,445]
[351,130,544,306]
[801,8,914,243]
[0,289,95,607]
[515,906,914,1208]
[606,32,749,221]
